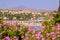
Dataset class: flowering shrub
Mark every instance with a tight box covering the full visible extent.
[0,13,60,40]
[0,21,60,40]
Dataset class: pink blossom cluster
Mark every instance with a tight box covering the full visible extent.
[0,22,60,40]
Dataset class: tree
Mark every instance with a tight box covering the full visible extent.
[0,12,3,17]
[53,13,60,24]
[8,13,13,20]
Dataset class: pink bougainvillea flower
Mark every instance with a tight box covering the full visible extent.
[8,21,11,26]
[46,33,50,36]
[2,38,5,40]
[52,27,56,30]
[41,37,45,40]
[36,36,40,39]
[20,27,23,30]
[35,34,37,37]
[51,32,55,35]
[11,21,16,26]
[41,25,45,29]
[57,24,60,27]
[32,29,36,34]
[28,26,32,30]
[14,36,18,40]
[28,26,32,32]
[21,36,24,38]
[28,26,32,29]
[16,38,18,40]
[25,33,28,37]
[25,37,28,40]
[56,32,60,34]
[57,27,60,30]
[38,32,41,36]
[4,26,7,29]
[28,28,31,32]
[5,36,10,40]
[52,37,55,40]
[40,29,44,32]
[35,33,41,39]
[15,37,18,40]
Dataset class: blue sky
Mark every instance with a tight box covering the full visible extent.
[0,0,59,10]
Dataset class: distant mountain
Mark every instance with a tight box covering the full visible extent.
[8,5,30,10]
[1,6,55,12]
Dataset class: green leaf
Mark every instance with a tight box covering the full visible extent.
[42,32,46,38]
